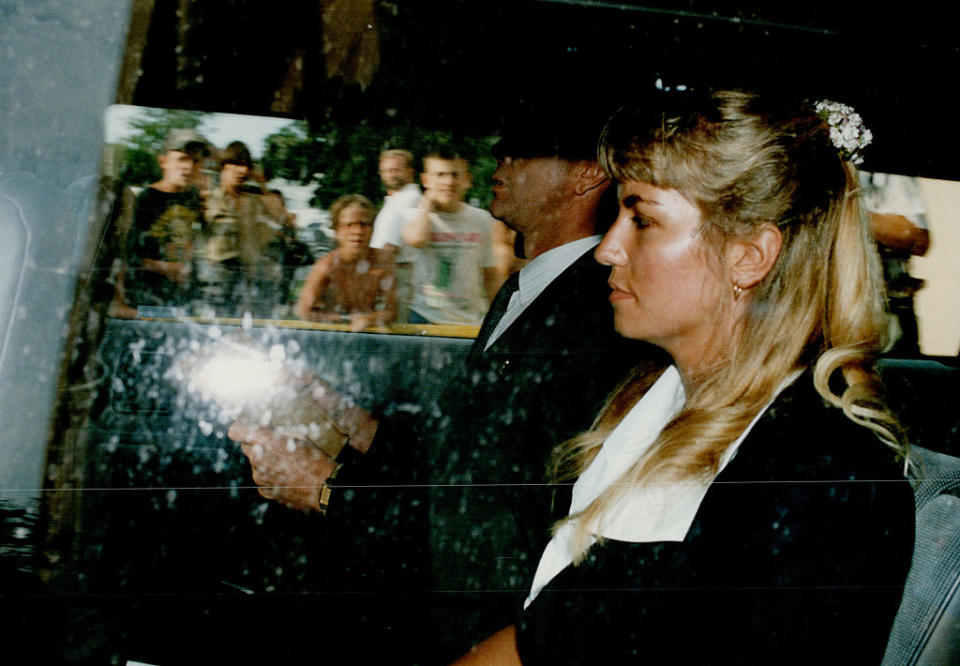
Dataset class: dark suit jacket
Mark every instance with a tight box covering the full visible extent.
[517,374,915,665]
[427,246,656,579]
[329,245,659,661]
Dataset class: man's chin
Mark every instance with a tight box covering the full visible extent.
[489,204,516,229]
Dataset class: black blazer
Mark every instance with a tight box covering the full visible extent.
[418,247,658,659]
[331,246,659,661]
[426,248,655,557]
[517,375,915,665]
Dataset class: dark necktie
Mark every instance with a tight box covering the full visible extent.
[472,271,520,355]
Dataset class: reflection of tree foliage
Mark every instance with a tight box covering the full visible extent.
[118,108,212,187]
[125,108,210,154]
[261,122,314,184]
[118,145,163,187]
[115,105,501,210]
[262,118,498,210]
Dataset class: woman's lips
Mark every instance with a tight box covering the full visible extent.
[608,282,633,302]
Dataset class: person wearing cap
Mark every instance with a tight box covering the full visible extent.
[228,108,654,662]
[123,129,209,314]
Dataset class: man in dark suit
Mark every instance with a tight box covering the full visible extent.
[414,123,657,660]
[230,114,656,660]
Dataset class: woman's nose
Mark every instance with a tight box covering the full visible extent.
[595,215,629,266]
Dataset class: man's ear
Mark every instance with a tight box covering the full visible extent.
[573,161,608,196]
[726,222,782,289]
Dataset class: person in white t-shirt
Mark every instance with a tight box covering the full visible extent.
[369,149,421,254]
[401,148,498,325]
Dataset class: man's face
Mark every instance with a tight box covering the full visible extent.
[220,163,250,193]
[379,155,414,192]
[489,156,573,233]
[421,157,471,209]
[157,150,200,189]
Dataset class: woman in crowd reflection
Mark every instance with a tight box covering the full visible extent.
[459,90,915,663]
[296,194,396,331]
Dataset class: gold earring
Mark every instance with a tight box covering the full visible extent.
[733,283,743,300]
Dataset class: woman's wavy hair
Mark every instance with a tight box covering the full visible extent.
[550,89,908,561]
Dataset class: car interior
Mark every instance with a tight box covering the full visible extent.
[1,2,958,663]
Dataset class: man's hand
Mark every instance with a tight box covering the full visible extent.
[304,375,378,454]
[229,422,339,512]
[401,200,435,248]
[419,187,444,213]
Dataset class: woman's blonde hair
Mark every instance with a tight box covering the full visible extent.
[551,89,907,561]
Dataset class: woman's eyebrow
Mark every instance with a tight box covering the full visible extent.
[622,194,659,208]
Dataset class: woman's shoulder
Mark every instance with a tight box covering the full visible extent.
[728,374,907,483]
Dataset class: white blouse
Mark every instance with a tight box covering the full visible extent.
[525,365,797,608]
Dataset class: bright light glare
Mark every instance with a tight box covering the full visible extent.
[194,355,279,407]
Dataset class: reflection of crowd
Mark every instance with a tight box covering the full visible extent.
[116,132,516,329]
[860,171,930,356]
[118,130,307,320]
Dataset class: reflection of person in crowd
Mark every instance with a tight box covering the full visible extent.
[295,194,396,331]
[203,141,288,316]
[369,148,421,254]
[369,148,421,322]
[462,91,914,664]
[228,109,651,662]
[124,129,209,314]
[101,176,138,319]
[401,147,499,325]
[861,171,930,356]
[264,187,314,307]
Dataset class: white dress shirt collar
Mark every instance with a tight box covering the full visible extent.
[525,366,801,607]
[484,235,602,350]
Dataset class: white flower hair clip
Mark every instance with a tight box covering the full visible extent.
[815,100,873,166]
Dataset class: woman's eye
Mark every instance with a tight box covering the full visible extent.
[632,215,650,229]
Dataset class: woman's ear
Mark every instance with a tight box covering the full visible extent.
[726,222,782,289]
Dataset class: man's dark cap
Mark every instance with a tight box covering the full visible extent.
[492,105,611,162]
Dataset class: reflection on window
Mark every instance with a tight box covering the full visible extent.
[100,105,524,338]
[859,171,960,356]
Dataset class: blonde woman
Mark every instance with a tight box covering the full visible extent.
[458,91,914,664]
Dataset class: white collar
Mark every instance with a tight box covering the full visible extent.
[525,367,801,607]
[484,235,601,349]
